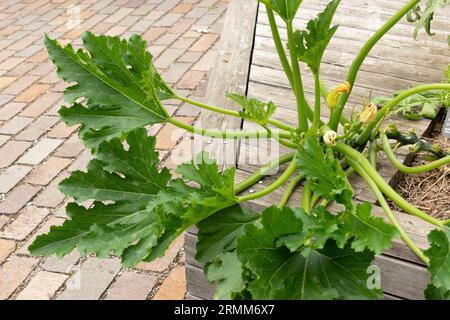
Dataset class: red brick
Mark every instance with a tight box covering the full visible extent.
[190,34,219,52]
[25,157,71,185]
[169,18,195,34]
[153,266,186,300]
[16,271,68,300]
[144,27,167,42]
[0,206,49,240]
[0,184,41,214]
[15,84,51,103]
[0,76,16,90]
[0,140,32,168]
[172,3,192,14]
[0,239,16,264]
[28,49,48,63]
[20,92,61,117]
[0,255,39,300]
[105,272,157,300]
[177,70,205,89]
[2,75,39,95]
[0,25,20,37]
[156,123,186,150]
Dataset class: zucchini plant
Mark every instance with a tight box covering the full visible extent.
[30,0,450,300]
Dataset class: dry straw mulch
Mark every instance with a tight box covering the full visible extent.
[394,121,449,220]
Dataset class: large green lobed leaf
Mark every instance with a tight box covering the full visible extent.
[45,32,174,148]
[29,129,238,267]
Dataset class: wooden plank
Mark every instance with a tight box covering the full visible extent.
[186,0,447,301]
[185,0,259,299]
[186,264,216,300]
[258,2,450,48]
[252,36,445,85]
[195,0,258,170]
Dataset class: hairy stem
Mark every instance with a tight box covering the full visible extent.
[168,117,292,140]
[235,153,295,194]
[329,0,421,130]
[237,159,297,202]
[357,83,450,145]
[348,158,430,265]
[335,142,444,228]
[174,94,297,132]
[287,21,309,132]
[381,133,450,174]
[279,174,304,207]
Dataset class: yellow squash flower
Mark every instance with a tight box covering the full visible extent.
[326,81,350,109]
[360,103,377,124]
[323,130,338,147]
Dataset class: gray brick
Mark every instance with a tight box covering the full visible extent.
[57,257,122,300]
[18,138,63,165]
[0,165,32,193]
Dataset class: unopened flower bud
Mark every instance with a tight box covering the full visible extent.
[386,124,398,135]
[326,81,350,109]
[431,144,442,154]
[323,130,337,146]
[360,103,377,124]
[409,143,420,153]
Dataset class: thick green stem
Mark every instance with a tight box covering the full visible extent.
[286,21,309,132]
[168,117,292,140]
[329,0,421,130]
[369,140,378,170]
[319,77,329,98]
[381,133,450,174]
[347,158,429,265]
[335,142,444,228]
[312,71,321,132]
[237,159,297,202]
[279,174,304,207]
[302,182,312,213]
[175,94,297,132]
[309,193,321,212]
[266,6,294,88]
[235,153,295,194]
[357,83,450,145]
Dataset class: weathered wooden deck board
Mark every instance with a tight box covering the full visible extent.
[185,0,259,299]
[186,0,449,300]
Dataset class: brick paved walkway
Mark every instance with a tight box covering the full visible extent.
[0,0,229,300]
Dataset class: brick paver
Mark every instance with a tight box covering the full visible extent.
[0,0,228,300]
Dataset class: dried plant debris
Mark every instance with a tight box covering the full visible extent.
[395,122,450,220]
